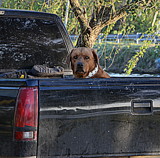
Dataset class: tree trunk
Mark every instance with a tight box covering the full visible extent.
[76,27,101,48]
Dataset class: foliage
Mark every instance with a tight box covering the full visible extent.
[113,1,160,34]
[95,42,160,74]
[2,0,66,15]
[124,41,151,74]
[2,0,44,11]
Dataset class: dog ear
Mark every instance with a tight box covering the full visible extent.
[91,49,99,64]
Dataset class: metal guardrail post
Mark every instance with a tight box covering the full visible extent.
[98,34,104,43]
[117,34,123,43]
[136,33,142,44]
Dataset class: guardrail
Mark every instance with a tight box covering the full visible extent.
[70,33,160,44]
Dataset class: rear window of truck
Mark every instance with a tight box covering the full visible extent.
[0,17,68,70]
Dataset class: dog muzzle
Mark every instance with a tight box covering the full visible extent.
[85,65,98,78]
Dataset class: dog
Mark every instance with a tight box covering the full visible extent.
[67,47,110,78]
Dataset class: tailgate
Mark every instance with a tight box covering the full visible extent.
[0,79,38,157]
[38,78,160,158]
[0,81,19,155]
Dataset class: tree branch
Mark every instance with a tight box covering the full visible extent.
[90,0,152,30]
[69,0,90,32]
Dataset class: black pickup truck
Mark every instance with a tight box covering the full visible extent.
[0,8,160,158]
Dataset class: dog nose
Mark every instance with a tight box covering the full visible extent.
[77,62,83,68]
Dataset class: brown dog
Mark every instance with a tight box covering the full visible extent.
[67,47,110,78]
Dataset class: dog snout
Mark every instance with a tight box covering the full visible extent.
[76,62,85,73]
[77,62,83,68]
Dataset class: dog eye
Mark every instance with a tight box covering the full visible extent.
[85,56,90,60]
[73,56,78,59]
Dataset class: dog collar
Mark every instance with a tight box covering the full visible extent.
[86,65,98,78]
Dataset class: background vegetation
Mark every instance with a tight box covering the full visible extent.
[95,43,160,74]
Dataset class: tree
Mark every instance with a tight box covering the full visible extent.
[69,0,157,48]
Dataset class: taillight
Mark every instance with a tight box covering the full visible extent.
[14,87,38,141]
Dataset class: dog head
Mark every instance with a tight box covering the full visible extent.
[67,47,99,78]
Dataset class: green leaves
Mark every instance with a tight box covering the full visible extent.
[124,41,152,74]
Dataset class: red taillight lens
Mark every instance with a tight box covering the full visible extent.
[14,87,38,141]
